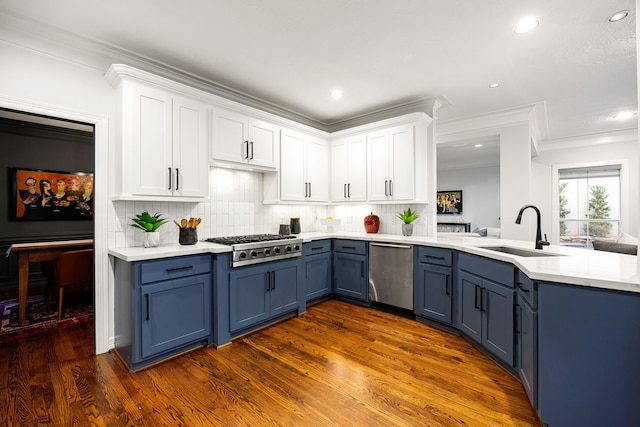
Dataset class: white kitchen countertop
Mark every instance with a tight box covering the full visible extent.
[108,231,640,294]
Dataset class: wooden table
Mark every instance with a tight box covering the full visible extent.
[6,239,93,323]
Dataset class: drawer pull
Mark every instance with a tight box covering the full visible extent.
[166,266,193,273]
[517,283,530,294]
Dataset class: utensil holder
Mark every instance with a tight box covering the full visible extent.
[179,228,198,245]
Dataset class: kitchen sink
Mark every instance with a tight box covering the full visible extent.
[479,246,565,257]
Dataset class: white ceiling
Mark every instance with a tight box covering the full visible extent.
[0,0,637,161]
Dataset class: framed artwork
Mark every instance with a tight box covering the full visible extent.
[10,167,94,221]
[437,190,463,214]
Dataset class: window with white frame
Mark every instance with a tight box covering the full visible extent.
[558,165,621,248]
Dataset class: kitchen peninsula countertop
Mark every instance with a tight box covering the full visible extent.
[108,231,640,294]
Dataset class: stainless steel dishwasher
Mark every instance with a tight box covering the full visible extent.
[368,242,414,310]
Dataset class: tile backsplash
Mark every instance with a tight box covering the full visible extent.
[112,167,428,248]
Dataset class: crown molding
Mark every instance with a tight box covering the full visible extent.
[537,128,638,151]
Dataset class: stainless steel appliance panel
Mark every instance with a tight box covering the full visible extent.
[368,242,413,310]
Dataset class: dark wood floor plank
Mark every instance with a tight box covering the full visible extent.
[0,299,540,426]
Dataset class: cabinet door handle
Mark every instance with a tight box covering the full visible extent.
[175,168,179,190]
[249,141,254,160]
[344,183,347,199]
[308,182,311,198]
[474,285,480,309]
[266,271,271,292]
[145,294,150,320]
[384,180,389,196]
[389,180,393,197]
[480,288,486,312]
[514,304,520,334]
[517,283,530,294]
[360,261,364,278]
[243,140,249,159]
[348,183,351,198]
[271,270,275,290]
[445,274,450,296]
[168,167,172,190]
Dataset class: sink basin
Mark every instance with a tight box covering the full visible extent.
[479,246,565,257]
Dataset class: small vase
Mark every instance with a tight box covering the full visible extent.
[402,223,414,237]
[364,212,380,233]
[143,232,160,248]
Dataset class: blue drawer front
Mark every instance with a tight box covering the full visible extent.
[140,254,211,284]
[417,246,453,266]
[516,270,537,309]
[458,252,514,288]
[333,239,367,255]
[303,239,332,255]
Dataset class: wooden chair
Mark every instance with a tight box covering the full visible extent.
[49,249,94,320]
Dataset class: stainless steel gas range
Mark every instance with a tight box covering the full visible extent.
[204,234,303,267]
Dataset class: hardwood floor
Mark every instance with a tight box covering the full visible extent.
[0,299,541,426]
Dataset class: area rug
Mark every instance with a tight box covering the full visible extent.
[0,294,93,343]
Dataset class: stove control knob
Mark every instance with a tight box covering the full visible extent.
[285,245,292,253]
[274,247,281,254]
[239,251,247,259]
[294,244,301,251]
[264,248,271,256]
[250,250,258,258]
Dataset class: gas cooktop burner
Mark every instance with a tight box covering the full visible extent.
[205,234,302,267]
[204,234,297,245]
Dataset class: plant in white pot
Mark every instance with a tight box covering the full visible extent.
[131,211,167,247]
[397,208,419,236]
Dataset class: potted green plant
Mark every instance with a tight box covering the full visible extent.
[131,211,167,247]
[397,208,419,236]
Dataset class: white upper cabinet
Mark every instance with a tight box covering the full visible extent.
[211,107,279,170]
[279,128,329,202]
[107,65,209,200]
[367,124,415,201]
[330,134,367,202]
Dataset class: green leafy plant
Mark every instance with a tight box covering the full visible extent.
[131,211,167,232]
[397,208,419,224]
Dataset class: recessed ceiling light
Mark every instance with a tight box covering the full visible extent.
[514,17,539,34]
[611,111,636,120]
[489,83,500,88]
[608,10,629,23]
[474,144,483,148]
[331,89,343,99]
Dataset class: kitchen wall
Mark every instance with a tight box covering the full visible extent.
[112,168,430,247]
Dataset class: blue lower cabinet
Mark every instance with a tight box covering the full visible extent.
[229,257,302,334]
[516,292,537,409]
[141,274,212,359]
[414,262,453,325]
[458,270,515,366]
[114,254,213,370]
[303,240,332,302]
[333,252,368,301]
[537,282,640,427]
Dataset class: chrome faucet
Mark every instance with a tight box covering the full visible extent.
[515,205,549,250]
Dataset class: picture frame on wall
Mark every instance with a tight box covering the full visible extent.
[10,167,94,221]
[437,190,463,214]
